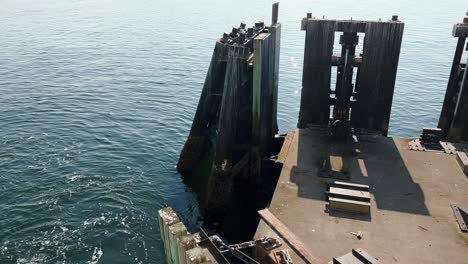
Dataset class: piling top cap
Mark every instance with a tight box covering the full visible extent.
[392,15,398,21]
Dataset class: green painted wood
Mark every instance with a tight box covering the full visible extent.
[169,222,188,264]
[177,235,197,264]
[269,23,281,140]
[158,207,181,264]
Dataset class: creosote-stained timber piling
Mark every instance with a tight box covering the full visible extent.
[177,3,281,231]
[298,15,404,136]
[438,17,468,142]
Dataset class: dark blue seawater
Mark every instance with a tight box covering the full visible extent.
[0,0,466,263]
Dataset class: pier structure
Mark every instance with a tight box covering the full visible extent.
[177,3,282,234]
[170,9,468,264]
[255,16,468,264]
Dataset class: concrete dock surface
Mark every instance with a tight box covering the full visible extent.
[255,127,468,263]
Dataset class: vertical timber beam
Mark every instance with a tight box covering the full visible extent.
[351,19,404,135]
[269,22,281,140]
[298,18,336,128]
[252,32,272,155]
[447,57,468,141]
[438,37,466,135]
[439,18,468,141]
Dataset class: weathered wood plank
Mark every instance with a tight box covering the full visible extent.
[277,131,295,164]
[258,209,324,264]
[301,18,367,32]
[456,151,468,174]
[186,247,208,264]
[329,187,370,201]
[177,235,197,264]
[298,19,336,128]
[329,197,371,214]
[329,181,370,191]
[158,207,181,264]
[271,2,279,25]
[253,32,272,153]
[351,21,404,135]
[169,222,188,264]
[269,23,281,139]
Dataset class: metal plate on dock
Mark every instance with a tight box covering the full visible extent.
[451,204,468,232]
[330,248,381,264]
[408,139,456,154]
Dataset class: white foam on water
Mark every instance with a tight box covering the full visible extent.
[88,247,103,264]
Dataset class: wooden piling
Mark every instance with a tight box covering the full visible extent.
[158,207,211,264]
[438,37,466,137]
[177,235,197,264]
[169,222,188,263]
[351,20,404,135]
[205,45,250,224]
[438,18,468,141]
[158,207,181,264]
[299,17,404,135]
[298,19,336,128]
[253,32,273,154]
[179,3,282,233]
[177,42,228,174]
[447,57,468,141]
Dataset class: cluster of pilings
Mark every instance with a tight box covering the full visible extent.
[438,17,468,142]
[177,3,281,233]
[298,15,404,136]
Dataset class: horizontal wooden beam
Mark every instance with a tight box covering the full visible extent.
[258,209,324,264]
[301,18,403,33]
[453,23,468,37]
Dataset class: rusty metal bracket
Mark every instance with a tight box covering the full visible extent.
[451,204,468,232]
[274,249,293,264]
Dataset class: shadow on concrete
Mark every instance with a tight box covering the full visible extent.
[289,127,430,217]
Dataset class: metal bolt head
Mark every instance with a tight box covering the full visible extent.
[307,13,312,19]
[392,15,398,21]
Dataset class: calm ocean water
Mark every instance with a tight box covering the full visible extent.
[0,0,466,263]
